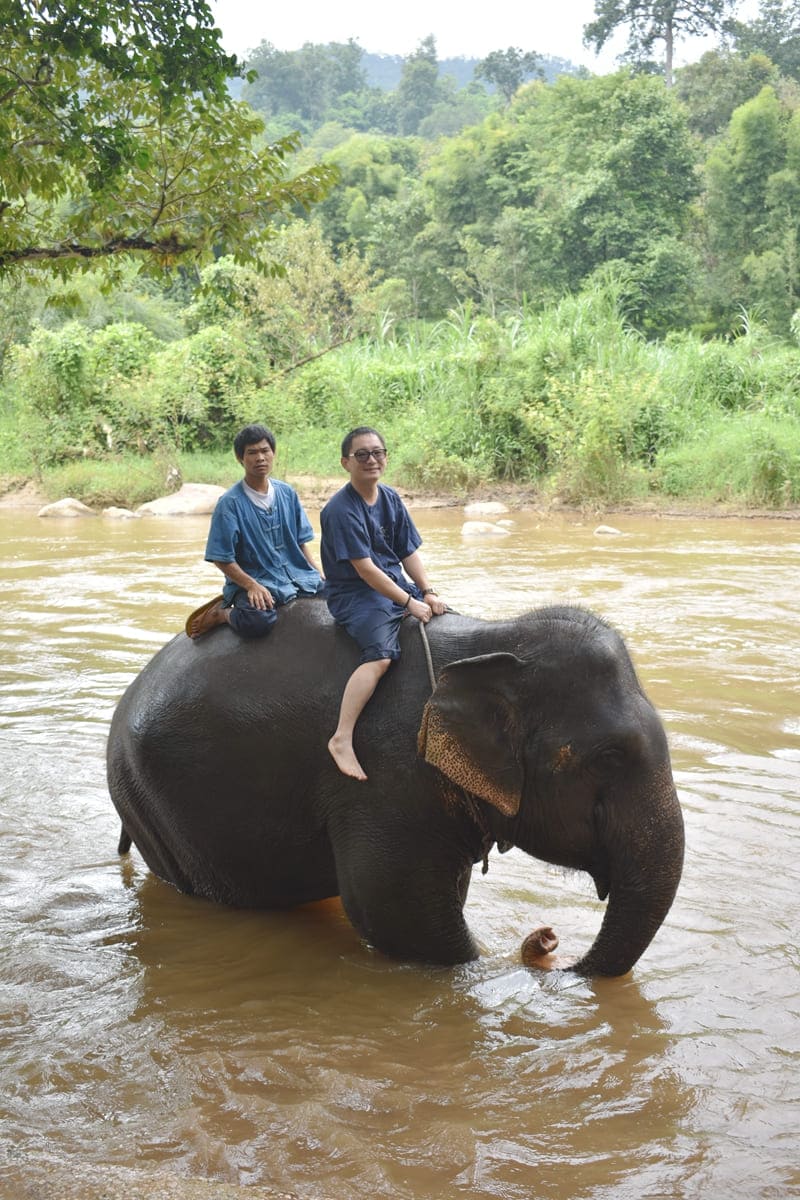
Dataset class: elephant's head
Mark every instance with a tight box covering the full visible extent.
[417,610,684,977]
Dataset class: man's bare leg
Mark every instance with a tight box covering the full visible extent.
[328,658,391,781]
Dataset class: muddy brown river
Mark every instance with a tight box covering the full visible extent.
[1,504,798,1199]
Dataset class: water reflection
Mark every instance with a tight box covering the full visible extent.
[105,871,693,1199]
[1,507,799,1199]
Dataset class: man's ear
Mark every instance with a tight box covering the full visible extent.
[417,652,525,817]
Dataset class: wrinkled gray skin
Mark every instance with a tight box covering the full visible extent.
[107,601,684,975]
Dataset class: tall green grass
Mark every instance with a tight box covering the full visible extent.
[3,279,799,509]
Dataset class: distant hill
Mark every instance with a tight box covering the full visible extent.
[362,51,584,90]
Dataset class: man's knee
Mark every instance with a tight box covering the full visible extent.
[228,604,278,639]
[359,644,398,667]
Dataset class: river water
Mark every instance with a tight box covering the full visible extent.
[1,503,798,1200]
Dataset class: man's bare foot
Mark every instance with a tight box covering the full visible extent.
[327,734,367,781]
[186,596,227,639]
[521,926,560,967]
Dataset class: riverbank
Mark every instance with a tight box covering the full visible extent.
[2,473,798,521]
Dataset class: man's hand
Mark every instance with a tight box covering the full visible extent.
[246,582,275,610]
[424,593,447,615]
[407,597,432,622]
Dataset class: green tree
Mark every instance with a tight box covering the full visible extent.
[475,47,543,103]
[1,0,237,97]
[185,223,378,367]
[242,40,366,126]
[419,73,698,319]
[417,80,495,138]
[727,0,800,81]
[311,135,421,252]
[584,0,736,86]
[703,85,800,330]
[0,2,337,278]
[675,49,779,136]
[366,185,458,317]
[395,35,443,135]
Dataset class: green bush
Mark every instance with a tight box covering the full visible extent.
[130,325,264,452]
[41,454,178,508]
[278,360,347,428]
[657,412,800,504]
[2,270,800,512]
[545,370,653,503]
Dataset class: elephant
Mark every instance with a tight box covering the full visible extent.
[107,599,684,976]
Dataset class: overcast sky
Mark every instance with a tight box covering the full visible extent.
[210,0,757,74]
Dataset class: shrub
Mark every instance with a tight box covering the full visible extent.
[656,412,800,504]
[546,370,653,503]
[131,326,264,452]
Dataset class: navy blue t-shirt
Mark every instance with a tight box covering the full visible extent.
[320,482,422,602]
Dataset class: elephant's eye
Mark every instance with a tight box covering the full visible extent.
[593,746,625,769]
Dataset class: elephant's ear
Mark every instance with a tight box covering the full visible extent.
[417,652,525,817]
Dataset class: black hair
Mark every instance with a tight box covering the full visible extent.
[234,424,276,460]
[341,426,385,458]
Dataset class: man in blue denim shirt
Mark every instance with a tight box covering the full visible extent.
[187,424,323,639]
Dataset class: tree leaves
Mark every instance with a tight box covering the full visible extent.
[583,0,737,84]
[0,2,337,278]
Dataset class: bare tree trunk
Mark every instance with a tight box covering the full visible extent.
[664,22,674,87]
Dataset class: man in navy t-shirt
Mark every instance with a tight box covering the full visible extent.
[321,426,447,780]
[187,423,323,639]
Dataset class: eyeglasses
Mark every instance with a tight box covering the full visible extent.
[348,448,387,463]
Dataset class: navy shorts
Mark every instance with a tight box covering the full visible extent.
[331,585,423,664]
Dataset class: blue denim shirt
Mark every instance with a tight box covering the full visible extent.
[205,479,321,606]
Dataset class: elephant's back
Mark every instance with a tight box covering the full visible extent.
[112,598,345,733]
[107,598,350,902]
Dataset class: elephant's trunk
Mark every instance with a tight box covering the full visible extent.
[573,784,685,978]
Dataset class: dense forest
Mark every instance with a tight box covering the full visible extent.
[1,1,799,508]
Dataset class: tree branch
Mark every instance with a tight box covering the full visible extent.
[0,233,194,268]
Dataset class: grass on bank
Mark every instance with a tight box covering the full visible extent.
[9,408,800,512]
[2,282,799,510]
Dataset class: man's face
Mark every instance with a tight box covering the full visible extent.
[342,433,387,484]
[239,438,274,487]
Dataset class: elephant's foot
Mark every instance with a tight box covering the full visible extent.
[328,734,368,782]
[521,926,560,968]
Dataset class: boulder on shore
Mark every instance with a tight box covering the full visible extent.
[461,520,511,538]
[38,497,96,518]
[103,506,140,519]
[137,483,225,516]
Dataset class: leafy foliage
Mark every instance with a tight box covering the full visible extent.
[703,86,800,332]
[584,0,737,84]
[242,40,367,128]
[0,1,337,278]
[675,49,779,136]
[726,0,800,82]
[386,72,700,321]
[475,48,544,103]
[1,0,238,97]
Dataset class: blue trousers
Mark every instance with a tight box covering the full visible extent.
[227,602,279,639]
[227,584,323,640]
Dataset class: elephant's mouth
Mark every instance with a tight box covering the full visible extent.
[590,845,611,900]
[592,871,610,901]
